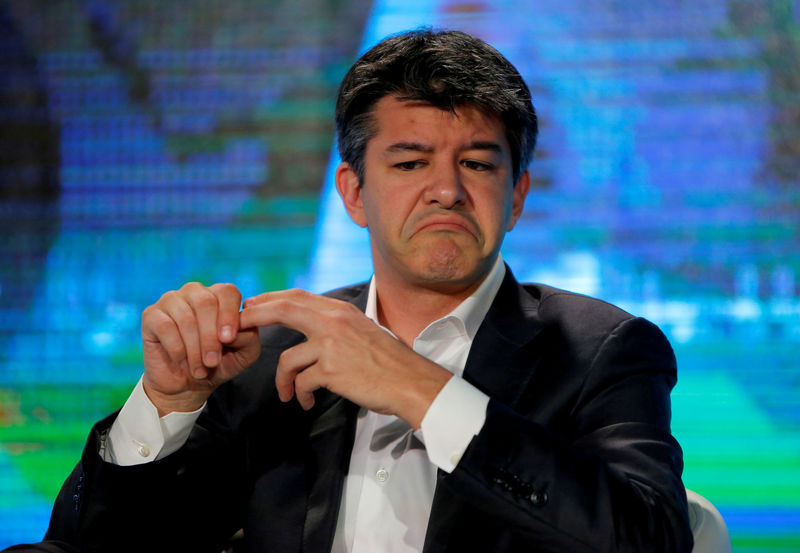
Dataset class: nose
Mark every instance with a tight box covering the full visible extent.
[423,162,467,209]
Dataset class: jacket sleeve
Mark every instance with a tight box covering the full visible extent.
[429,316,693,553]
[43,408,247,553]
[41,322,316,553]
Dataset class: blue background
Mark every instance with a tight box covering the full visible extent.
[1,0,798,550]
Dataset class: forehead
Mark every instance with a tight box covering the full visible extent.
[368,95,508,148]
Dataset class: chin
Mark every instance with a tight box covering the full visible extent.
[412,254,488,292]
[384,238,492,290]
[422,241,472,278]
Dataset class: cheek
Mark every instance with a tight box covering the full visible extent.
[377,189,419,229]
[363,191,407,237]
[479,194,513,232]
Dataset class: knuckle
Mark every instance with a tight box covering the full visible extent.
[143,307,171,334]
[181,281,204,291]
[272,299,292,316]
[315,360,332,377]
[326,310,352,332]
[285,288,309,301]
[150,313,174,335]
[172,303,196,328]
[212,282,240,298]
[157,289,177,305]
[141,304,157,321]
[320,335,337,350]
[278,348,294,367]
[165,342,187,362]
[329,309,349,323]
[193,290,218,311]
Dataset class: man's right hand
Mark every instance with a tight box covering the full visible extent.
[140,282,261,416]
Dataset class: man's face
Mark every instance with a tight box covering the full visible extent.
[337,95,529,293]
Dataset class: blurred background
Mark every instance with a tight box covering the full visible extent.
[1,0,798,550]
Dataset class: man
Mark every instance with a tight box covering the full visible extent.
[38,29,692,552]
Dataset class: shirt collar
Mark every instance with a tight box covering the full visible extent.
[364,254,506,341]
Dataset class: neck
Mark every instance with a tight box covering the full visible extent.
[373,270,487,346]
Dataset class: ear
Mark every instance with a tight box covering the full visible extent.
[335,162,368,228]
[507,169,530,231]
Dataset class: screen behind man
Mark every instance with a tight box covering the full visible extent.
[25,29,693,553]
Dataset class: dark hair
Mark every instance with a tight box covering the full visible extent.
[335,28,537,184]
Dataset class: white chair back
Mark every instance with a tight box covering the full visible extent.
[686,489,732,553]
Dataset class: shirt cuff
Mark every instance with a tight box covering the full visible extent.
[105,377,204,466]
[419,376,489,473]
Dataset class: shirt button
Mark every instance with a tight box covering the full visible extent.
[134,440,151,457]
[530,490,548,507]
[376,467,389,483]
[450,451,463,466]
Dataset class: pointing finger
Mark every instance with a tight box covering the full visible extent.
[243,289,337,312]
[240,297,324,337]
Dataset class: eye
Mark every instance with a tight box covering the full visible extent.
[394,160,426,171]
[461,159,493,172]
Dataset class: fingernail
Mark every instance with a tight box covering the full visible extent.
[193,366,208,379]
[220,325,234,341]
[204,351,219,366]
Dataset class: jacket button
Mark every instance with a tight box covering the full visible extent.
[529,490,548,506]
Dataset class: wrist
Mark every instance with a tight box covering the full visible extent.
[397,364,453,430]
[142,377,209,417]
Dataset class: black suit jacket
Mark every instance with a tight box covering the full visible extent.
[43,269,693,552]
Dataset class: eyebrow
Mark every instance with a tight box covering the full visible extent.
[385,141,434,153]
[384,140,503,154]
[465,140,503,153]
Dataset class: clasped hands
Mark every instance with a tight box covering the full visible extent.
[141,283,452,429]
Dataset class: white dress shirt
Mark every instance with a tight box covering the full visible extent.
[105,256,506,552]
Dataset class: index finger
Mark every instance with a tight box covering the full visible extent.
[243,288,335,310]
[239,290,330,335]
[209,283,242,343]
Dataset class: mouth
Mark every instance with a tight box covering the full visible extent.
[414,215,479,239]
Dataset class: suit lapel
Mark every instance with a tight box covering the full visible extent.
[302,394,360,553]
[301,282,370,553]
[462,267,543,408]
[425,268,544,551]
